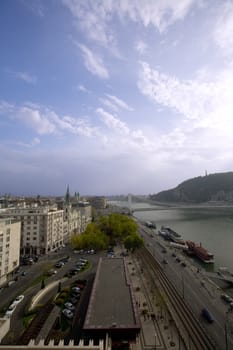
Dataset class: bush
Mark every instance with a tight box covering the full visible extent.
[59,292,68,299]
[55,298,65,306]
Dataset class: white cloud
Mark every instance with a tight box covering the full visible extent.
[77,84,90,93]
[21,0,45,18]
[99,98,119,112]
[63,0,115,48]
[78,43,109,79]
[63,0,199,54]
[214,2,233,58]
[96,108,152,150]
[7,70,37,84]
[138,61,233,153]
[135,40,148,54]
[0,100,15,113]
[97,108,129,135]
[18,107,57,134]
[106,94,134,111]
[2,101,99,137]
[13,137,41,148]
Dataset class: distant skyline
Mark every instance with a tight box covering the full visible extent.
[1,0,233,196]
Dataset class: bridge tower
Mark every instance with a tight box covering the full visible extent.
[128,194,132,214]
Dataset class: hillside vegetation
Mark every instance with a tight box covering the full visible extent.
[150,172,233,203]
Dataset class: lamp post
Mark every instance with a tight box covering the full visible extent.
[225,310,229,350]
[181,273,184,299]
[155,332,157,349]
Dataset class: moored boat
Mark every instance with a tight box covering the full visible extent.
[159,226,185,244]
[186,241,214,263]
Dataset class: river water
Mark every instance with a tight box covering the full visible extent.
[109,201,233,272]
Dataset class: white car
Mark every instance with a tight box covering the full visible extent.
[5,303,17,318]
[64,302,75,311]
[13,295,24,305]
[62,308,74,319]
[72,286,80,293]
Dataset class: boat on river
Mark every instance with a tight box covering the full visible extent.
[158,226,185,244]
[186,241,214,263]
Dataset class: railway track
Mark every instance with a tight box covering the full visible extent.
[137,247,218,350]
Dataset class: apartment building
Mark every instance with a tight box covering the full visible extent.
[0,218,21,285]
[59,201,91,235]
[74,202,92,232]
[6,206,64,255]
[87,196,107,209]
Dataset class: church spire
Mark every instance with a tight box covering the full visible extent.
[65,185,70,203]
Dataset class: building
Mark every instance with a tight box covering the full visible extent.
[0,218,21,285]
[61,203,82,240]
[87,197,107,210]
[4,206,64,255]
[72,202,92,233]
[83,257,141,345]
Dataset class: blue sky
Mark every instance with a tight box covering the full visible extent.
[1,0,233,196]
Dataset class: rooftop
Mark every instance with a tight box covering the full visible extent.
[84,257,140,330]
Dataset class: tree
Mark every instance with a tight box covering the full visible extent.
[124,233,144,252]
[70,213,139,251]
[41,279,45,289]
[97,213,137,244]
[70,222,109,250]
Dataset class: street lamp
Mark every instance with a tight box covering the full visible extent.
[154,332,157,349]
[181,273,184,299]
[225,309,230,350]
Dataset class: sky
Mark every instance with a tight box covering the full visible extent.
[1,0,233,196]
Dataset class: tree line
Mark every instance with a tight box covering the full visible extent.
[71,213,143,252]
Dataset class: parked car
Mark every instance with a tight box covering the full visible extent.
[221,294,232,303]
[5,304,17,318]
[79,258,88,263]
[47,269,57,276]
[55,261,64,268]
[13,295,24,305]
[72,267,81,272]
[21,271,28,276]
[60,256,70,263]
[201,308,214,323]
[64,302,75,311]
[62,308,74,319]
[72,286,81,294]
[69,297,78,304]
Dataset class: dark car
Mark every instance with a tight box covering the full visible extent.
[69,297,78,304]
[201,308,214,323]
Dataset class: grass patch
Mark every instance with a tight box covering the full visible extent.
[29,263,53,287]
[23,313,35,328]
[30,274,49,287]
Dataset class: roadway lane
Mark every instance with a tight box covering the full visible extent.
[138,222,233,349]
[1,246,102,345]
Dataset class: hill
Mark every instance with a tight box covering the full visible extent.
[150,172,233,203]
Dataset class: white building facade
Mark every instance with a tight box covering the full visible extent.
[7,206,64,255]
[0,218,21,285]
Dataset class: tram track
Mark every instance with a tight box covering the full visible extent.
[137,246,218,350]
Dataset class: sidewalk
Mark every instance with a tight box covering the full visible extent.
[115,247,185,350]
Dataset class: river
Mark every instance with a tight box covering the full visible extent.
[109,201,233,273]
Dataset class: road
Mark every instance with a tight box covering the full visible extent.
[138,222,233,349]
[1,245,102,344]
